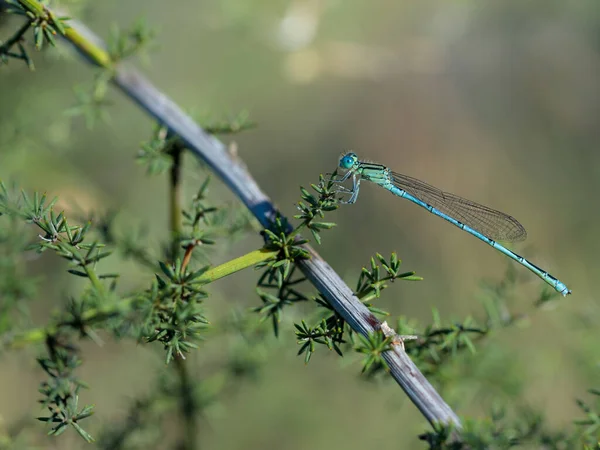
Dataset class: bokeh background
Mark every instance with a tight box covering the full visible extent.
[1,0,598,448]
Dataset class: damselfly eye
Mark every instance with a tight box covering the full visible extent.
[339,153,357,169]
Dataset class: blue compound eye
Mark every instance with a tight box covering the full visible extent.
[339,152,358,169]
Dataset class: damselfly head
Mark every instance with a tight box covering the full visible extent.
[339,152,358,169]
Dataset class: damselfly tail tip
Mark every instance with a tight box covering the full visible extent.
[559,285,572,296]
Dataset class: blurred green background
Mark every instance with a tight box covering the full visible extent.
[1,0,598,448]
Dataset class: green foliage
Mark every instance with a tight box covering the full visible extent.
[200,109,255,135]
[293,251,420,367]
[254,264,307,337]
[252,173,340,335]
[107,18,156,64]
[398,309,485,379]
[0,183,110,289]
[146,261,210,363]
[294,317,344,363]
[137,125,176,175]
[87,209,157,270]
[137,111,256,176]
[252,176,423,376]
[419,405,578,449]
[63,18,157,129]
[293,172,339,244]
[356,252,422,302]
[93,309,273,450]
[0,162,257,441]
[63,73,114,129]
[574,389,600,448]
[180,177,218,245]
[353,330,393,376]
[36,338,95,442]
[0,188,39,335]
[1,0,70,68]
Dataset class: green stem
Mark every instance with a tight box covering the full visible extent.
[194,247,278,285]
[17,0,46,15]
[84,265,106,295]
[7,326,51,348]
[166,138,198,450]
[6,299,129,348]
[169,141,184,261]
[65,25,112,68]
[174,357,197,450]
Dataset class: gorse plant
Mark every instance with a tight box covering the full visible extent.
[0,150,408,441]
[0,1,596,449]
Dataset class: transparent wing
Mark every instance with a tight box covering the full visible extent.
[392,172,527,242]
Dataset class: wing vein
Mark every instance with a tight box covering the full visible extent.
[391,172,527,242]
